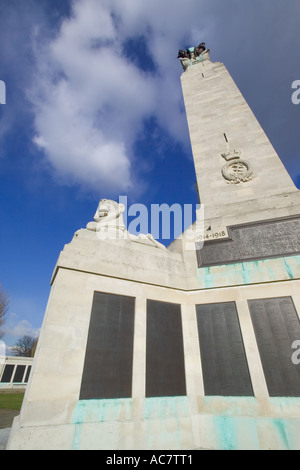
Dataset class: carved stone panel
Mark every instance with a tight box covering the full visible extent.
[146,300,186,398]
[80,292,135,400]
[197,216,300,267]
[196,302,253,396]
[248,297,300,397]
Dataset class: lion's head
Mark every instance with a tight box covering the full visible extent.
[94,199,125,222]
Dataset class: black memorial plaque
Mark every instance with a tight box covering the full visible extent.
[196,302,253,396]
[146,300,186,397]
[80,291,135,400]
[197,216,300,267]
[248,297,300,396]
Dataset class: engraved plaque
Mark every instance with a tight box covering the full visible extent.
[146,300,186,397]
[80,292,135,400]
[197,216,300,267]
[249,297,300,397]
[196,302,253,396]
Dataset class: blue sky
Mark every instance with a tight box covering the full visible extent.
[0,0,300,348]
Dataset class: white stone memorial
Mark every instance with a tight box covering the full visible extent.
[7,44,300,450]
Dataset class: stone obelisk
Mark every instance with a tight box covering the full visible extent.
[7,43,300,451]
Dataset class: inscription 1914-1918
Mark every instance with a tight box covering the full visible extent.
[197,216,300,267]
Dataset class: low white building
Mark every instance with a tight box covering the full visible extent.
[0,356,33,390]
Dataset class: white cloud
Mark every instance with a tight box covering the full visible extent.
[29,0,154,192]
[3,313,40,340]
[10,320,39,339]
[29,0,211,193]
[2,0,299,191]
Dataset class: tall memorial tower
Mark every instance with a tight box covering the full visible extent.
[7,45,300,450]
[180,44,299,231]
[179,44,300,283]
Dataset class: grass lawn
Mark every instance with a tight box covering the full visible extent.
[0,393,25,410]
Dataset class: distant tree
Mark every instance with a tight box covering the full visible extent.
[12,335,37,357]
[0,284,9,339]
[30,337,39,357]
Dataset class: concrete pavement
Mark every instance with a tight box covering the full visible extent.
[0,410,19,450]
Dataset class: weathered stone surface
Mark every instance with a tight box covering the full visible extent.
[197,216,300,266]
[7,56,300,451]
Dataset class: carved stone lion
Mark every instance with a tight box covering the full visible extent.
[86,199,126,234]
[86,199,166,249]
